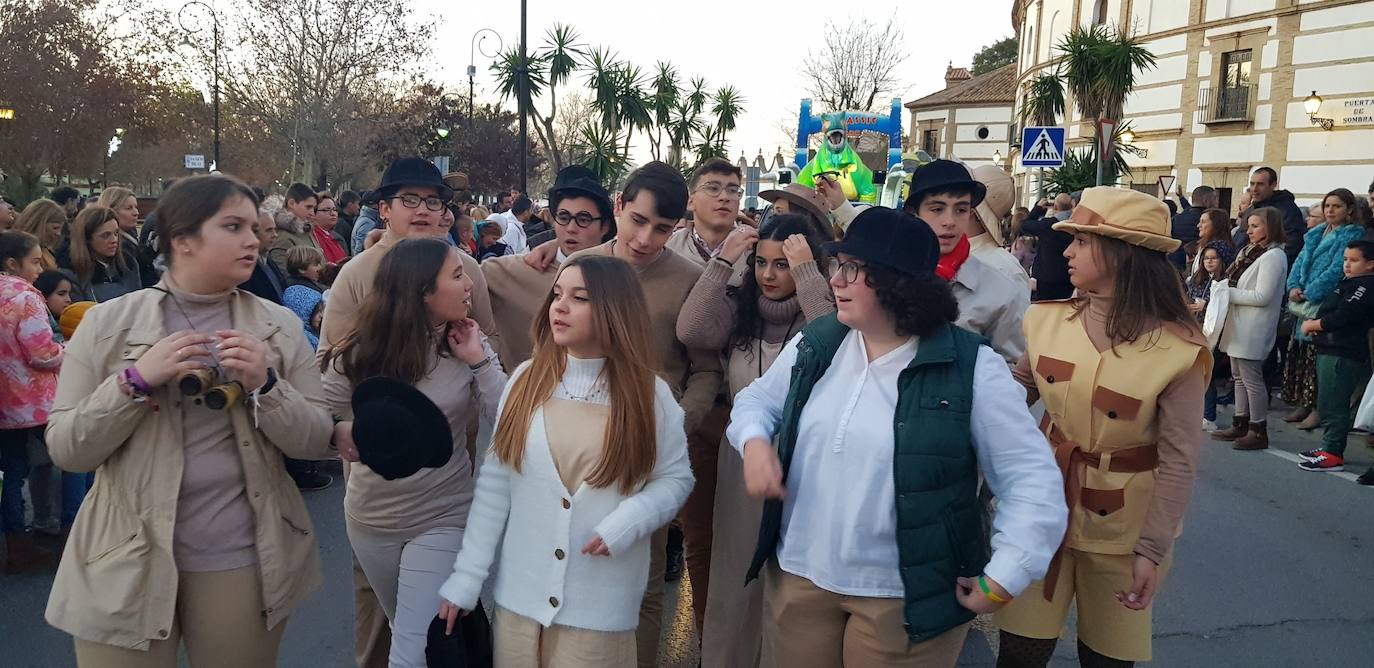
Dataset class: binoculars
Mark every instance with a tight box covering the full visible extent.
[177,368,244,410]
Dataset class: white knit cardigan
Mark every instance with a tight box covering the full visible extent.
[438,356,694,631]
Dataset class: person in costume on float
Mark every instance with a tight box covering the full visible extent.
[731,206,1065,667]
[994,187,1211,668]
[797,114,876,204]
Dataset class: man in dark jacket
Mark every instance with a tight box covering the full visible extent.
[1168,186,1215,269]
[1022,192,1076,301]
[1241,167,1305,264]
[1298,240,1374,474]
[240,211,288,304]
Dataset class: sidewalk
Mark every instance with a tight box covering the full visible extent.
[1214,398,1374,483]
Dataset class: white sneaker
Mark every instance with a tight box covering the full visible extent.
[1202,419,1218,432]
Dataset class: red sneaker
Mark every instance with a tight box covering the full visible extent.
[1298,451,1344,472]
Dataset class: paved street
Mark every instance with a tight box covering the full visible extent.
[3,406,1373,666]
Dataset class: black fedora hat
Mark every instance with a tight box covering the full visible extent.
[376,157,454,202]
[825,206,939,278]
[904,159,987,210]
[351,377,453,481]
[547,165,616,241]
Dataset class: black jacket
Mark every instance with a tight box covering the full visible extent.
[1313,274,1374,361]
[1168,206,1207,269]
[240,258,288,304]
[1021,211,1075,300]
[1242,190,1306,266]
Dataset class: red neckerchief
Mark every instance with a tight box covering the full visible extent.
[936,234,971,281]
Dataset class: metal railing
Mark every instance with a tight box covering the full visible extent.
[1197,84,1253,123]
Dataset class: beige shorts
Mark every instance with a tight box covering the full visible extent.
[993,548,1172,662]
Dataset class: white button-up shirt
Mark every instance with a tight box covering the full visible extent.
[728,329,1066,598]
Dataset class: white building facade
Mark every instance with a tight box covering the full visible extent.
[906,64,1017,169]
[1012,0,1374,211]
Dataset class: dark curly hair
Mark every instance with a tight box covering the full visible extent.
[728,214,829,353]
[864,262,960,337]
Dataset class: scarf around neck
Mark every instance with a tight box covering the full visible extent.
[936,234,971,281]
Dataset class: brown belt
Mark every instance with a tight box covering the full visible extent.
[1040,415,1159,601]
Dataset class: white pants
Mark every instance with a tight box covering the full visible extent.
[347,521,466,668]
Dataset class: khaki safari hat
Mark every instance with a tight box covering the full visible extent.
[971,165,1015,245]
[759,183,833,230]
[1052,186,1180,253]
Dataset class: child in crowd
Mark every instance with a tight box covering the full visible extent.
[283,285,324,350]
[30,270,92,535]
[286,245,328,292]
[1298,240,1374,476]
[476,220,509,261]
[1188,242,1236,431]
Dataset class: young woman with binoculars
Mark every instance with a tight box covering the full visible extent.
[43,174,339,668]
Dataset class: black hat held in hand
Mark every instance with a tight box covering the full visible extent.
[904,159,987,210]
[426,606,494,668]
[376,157,454,202]
[826,207,940,278]
[351,377,453,481]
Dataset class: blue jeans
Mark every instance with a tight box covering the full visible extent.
[1,427,41,534]
[1204,384,1218,422]
[62,470,94,527]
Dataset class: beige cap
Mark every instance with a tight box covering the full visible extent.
[1052,186,1179,252]
[971,164,1015,245]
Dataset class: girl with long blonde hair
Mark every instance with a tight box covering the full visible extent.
[438,254,694,667]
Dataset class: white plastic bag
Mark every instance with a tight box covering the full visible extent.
[1355,374,1374,432]
[1202,280,1229,349]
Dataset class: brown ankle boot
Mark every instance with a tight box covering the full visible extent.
[1297,411,1321,431]
[1233,421,1269,450]
[1212,415,1250,441]
[1282,406,1311,423]
[3,532,59,575]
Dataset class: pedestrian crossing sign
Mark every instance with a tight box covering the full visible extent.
[1021,126,1066,167]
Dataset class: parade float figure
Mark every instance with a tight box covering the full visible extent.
[797,114,877,203]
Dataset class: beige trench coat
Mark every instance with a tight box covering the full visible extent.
[43,285,335,650]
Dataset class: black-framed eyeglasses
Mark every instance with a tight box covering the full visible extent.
[554,210,603,228]
[826,256,866,285]
[389,193,447,211]
[694,183,745,199]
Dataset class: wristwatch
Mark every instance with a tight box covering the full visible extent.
[259,368,279,395]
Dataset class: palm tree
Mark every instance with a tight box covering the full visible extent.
[1057,24,1156,184]
[1020,72,1066,127]
[613,63,652,157]
[666,101,703,170]
[584,46,621,131]
[686,77,709,115]
[534,23,585,170]
[693,124,728,165]
[570,122,628,186]
[648,62,680,161]
[711,85,744,135]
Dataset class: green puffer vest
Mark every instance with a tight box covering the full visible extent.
[746,313,990,643]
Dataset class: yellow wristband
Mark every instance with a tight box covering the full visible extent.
[978,575,1011,604]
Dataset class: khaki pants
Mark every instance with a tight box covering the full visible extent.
[701,438,769,668]
[74,566,287,668]
[994,548,1172,662]
[763,562,969,668]
[635,525,668,668]
[348,523,466,668]
[495,607,636,668]
[679,404,728,631]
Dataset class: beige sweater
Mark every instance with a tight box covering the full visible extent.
[318,233,500,360]
[676,257,834,351]
[324,340,507,535]
[481,253,560,369]
[570,241,721,432]
[666,222,750,286]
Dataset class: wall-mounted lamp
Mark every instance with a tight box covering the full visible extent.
[1304,91,1334,131]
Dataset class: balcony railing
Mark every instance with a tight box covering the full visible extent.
[1197,84,1253,124]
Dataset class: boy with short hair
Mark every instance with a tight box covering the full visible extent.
[285,245,327,292]
[1299,240,1374,473]
[269,182,323,273]
[475,220,509,261]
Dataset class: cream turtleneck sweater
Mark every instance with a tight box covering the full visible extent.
[159,275,257,572]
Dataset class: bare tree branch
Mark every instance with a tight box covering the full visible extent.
[800,15,909,112]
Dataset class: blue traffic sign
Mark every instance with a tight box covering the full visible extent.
[1021,126,1066,167]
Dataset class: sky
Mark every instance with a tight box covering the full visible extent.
[416,0,1017,165]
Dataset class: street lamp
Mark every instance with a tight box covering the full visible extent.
[0,105,13,121]
[991,149,1003,165]
[468,29,503,125]
[1119,128,1135,145]
[179,1,221,168]
[103,128,125,188]
[1304,91,1334,131]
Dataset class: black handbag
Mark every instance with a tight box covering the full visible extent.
[426,605,494,668]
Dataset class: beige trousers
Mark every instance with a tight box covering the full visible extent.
[73,565,287,668]
[700,439,770,668]
[495,607,636,668]
[763,562,969,668]
[635,525,668,668]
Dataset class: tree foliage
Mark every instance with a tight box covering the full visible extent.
[972,37,1019,76]
[800,15,908,112]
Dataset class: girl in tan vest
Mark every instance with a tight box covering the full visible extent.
[995,187,1210,667]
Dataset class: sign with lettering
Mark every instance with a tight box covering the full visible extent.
[1335,98,1374,127]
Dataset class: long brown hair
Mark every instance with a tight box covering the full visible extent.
[1073,235,1199,346]
[490,255,657,494]
[16,199,66,249]
[68,206,126,285]
[96,186,135,212]
[325,238,453,384]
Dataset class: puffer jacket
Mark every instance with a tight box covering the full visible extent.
[44,284,334,649]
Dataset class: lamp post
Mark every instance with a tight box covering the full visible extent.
[518,0,528,195]
[991,149,1003,166]
[179,1,221,169]
[103,128,125,188]
[468,29,503,126]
